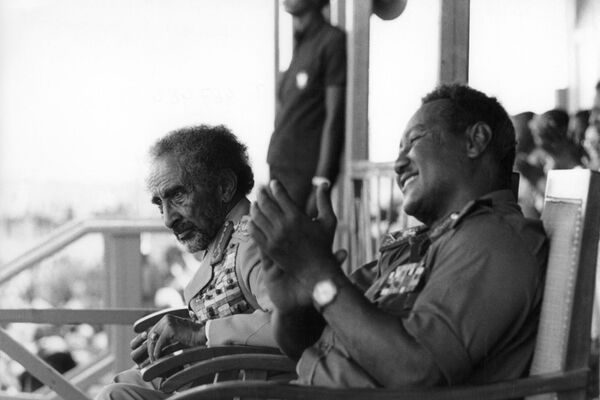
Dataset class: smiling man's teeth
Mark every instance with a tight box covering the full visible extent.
[404,176,417,189]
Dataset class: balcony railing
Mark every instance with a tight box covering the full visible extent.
[0,219,169,400]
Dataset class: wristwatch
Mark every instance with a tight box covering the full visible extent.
[311,176,331,188]
[312,278,339,312]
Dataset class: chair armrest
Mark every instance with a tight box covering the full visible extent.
[161,354,296,393]
[141,345,282,381]
[168,368,589,400]
[133,307,190,333]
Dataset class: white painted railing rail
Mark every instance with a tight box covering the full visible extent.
[0,218,167,286]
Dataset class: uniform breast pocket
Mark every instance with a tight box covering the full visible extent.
[378,292,420,317]
[374,261,427,317]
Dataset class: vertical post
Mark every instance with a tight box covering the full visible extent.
[345,0,371,163]
[274,0,280,98]
[340,0,371,273]
[564,0,579,113]
[439,0,470,84]
[104,232,143,373]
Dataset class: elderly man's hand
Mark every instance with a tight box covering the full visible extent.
[130,315,206,364]
[250,180,341,291]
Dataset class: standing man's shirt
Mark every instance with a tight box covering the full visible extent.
[297,190,548,387]
[267,17,346,175]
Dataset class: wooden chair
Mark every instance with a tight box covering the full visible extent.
[167,169,600,400]
[132,306,289,389]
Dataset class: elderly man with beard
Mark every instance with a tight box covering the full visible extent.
[95,125,274,400]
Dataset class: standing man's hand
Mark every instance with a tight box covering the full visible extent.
[305,188,318,218]
[250,180,341,291]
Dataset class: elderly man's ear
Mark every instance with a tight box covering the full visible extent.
[218,169,238,203]
[465,122,493,159]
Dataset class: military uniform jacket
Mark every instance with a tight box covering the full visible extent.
[297,190,548,387]
[183,198,275,347]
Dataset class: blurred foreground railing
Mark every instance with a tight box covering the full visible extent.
[343,161,415,271]
[0,219,169,400]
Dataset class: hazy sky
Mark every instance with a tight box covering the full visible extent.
[0,0,594,218]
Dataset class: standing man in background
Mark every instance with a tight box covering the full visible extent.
[267,0,346,216]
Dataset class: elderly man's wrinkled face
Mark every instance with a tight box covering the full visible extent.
[148,155,227,253]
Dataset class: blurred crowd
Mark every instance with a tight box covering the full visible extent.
[513,100,600,218]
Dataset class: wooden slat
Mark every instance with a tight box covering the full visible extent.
[45,355,114,400]
[162,354,296,394]
[169,369,589,400]
[0,309,156,325]
[0,328,89,400]
[141,345,282,382]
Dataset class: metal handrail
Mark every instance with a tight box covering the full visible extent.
[0,218,168,286]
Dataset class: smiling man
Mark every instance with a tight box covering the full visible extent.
[251,84,548,388]
[96,125,274,400]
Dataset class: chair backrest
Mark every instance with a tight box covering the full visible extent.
[528,169,600,400]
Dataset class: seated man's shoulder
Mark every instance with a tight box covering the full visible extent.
[441,197,547,263]
[232,215,252,242]
[380,225,428,251]
[231,216,261,266]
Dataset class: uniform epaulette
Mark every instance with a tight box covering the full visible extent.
[380,225,427,252]
[210,220,235,266]
[450,198,493,229]
[232,216,251,242]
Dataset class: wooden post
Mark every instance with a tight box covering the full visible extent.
[439,0,470,84]
[104,232,143,373]
[274,0,280,96]
[339,0,371,273]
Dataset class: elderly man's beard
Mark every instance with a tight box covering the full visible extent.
[177,197,230,254]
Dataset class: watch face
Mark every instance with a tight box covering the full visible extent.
[313,279,337,307]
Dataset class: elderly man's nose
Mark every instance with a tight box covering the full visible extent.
[163,205,181,229]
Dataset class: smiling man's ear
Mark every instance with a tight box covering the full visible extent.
[465,122,493,159]
[218,169,238,203]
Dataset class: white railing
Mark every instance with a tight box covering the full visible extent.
[0,219,170,400]
[341,161,414,272]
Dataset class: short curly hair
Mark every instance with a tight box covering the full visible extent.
[422,84,516,183]
[149,125,254,196]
